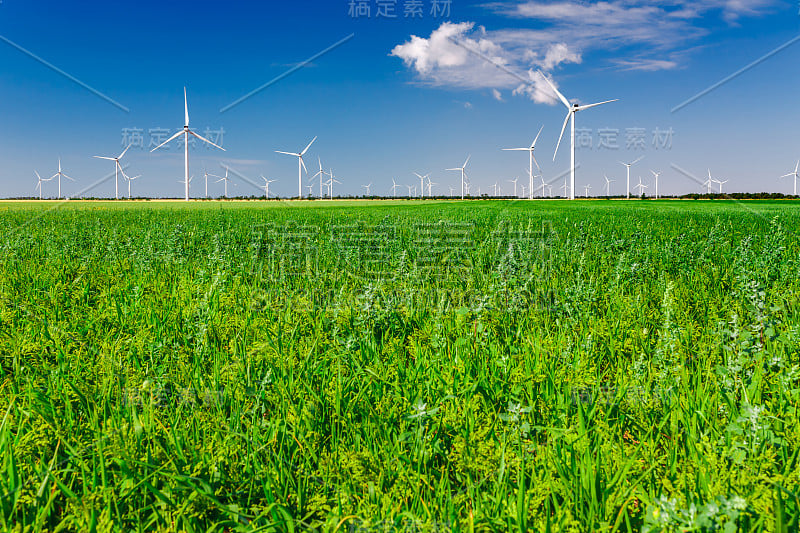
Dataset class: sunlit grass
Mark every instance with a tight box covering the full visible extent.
[0,200,798,531]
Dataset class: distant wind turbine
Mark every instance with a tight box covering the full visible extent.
[151,88,225,201]
[93,145,131,200]
[604,175,615,196]
[313,157,328,198]
[34,171,51,200]
[261,176,277,198]
[583,184,592,198]
[620,157,644,199]
[650,170,661,199]
[503,125,543,200]
[391,178,400,197]
[362,182,373,196]
[541,72,618,200]
[712,178,729,194]
[125,175,141,199]
[446,156,470,200]
[634,176,649,197]
[704,170,715,194]
[508,177,519,197]
[215,168,234,198]
[50,159,75,200]
[414,172,429,198]
[276,136,317,199]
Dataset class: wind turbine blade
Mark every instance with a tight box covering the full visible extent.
[300,157,308,175]
[301,136,317,156]
[503,148,528,151]
[93,156,116,161]
[446,168,460,171]
[463,155,471,168]
[632,156,644,165]
[150,130,184,152]
[532,154,540,171]
[554,111,571,161]
[184,87,189,127]
[189,130,225,151]
[275,151,300,157]
[531,125,544,148]
[577,99,618,111]
[538,71,571,109]
[118,144,131,160]
[62,173,75,182]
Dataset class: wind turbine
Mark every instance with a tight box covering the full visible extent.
[50,159,75,200]
[508,177,519,197]
[650,170,661,199]
[503,125,543,200]
[203,168,212,199]
[542,72,618,201]
[604,175,615,197]
[151,88,225,201]
[216,168,234,198]
[620,157,644,199]
[583,184,592,198]
[34,171,51,200]
[446,156,470,200]
[405,184,414,197]
[414,173,429,198]
[261,176,277,198]
[313,157,328,198]
[781,161,799,196]
[448,186,455,197]
[703,170,715,194]
[93,145,131,200]
[362,182,373,196]
[547,185,553,197]
[276,136,317,199]
[561,177,569,198]
[327,169,340,198]
[391,178,401,197]
[125,175,141,199]
[427,176,437,197]
[520,184,527,198]
[491,182,499,197]
[713,178,729,194]
[538,175,547,197]
[634,176,649,197]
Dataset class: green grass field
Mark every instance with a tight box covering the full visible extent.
[1,199,799,532]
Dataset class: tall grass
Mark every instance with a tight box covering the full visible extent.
[0,200,798,531]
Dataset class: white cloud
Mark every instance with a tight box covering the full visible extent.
[390,0,778,103]
[492,88,504,101]
[390,22,582,95]
[512,70,562,105]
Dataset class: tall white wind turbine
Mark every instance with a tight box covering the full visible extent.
[583,184,592,198]
[34,171,51,200]
[414,173,429,198]
[508,177,519,198]
[704,170,715,194]
[781,161,799,196]
[604,175,615,196]
[93,145,131,200]
[634,176,648,197]
[261,176,277,198]
[446,156,470,200]
[362,183,373,196]
[50,159,75,200]
[313,157,328,198]
[276,136,317,199]
[713,179,729,194]
[503,125,543,200]
[620,157,644,199]
[151,88,225,201]
[215,169,234,198]
[650,170,661,199]
[125,175,141,199]
[391,178,400,197]
[542,72,618,201]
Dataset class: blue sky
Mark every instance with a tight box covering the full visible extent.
[0,0,799,198]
